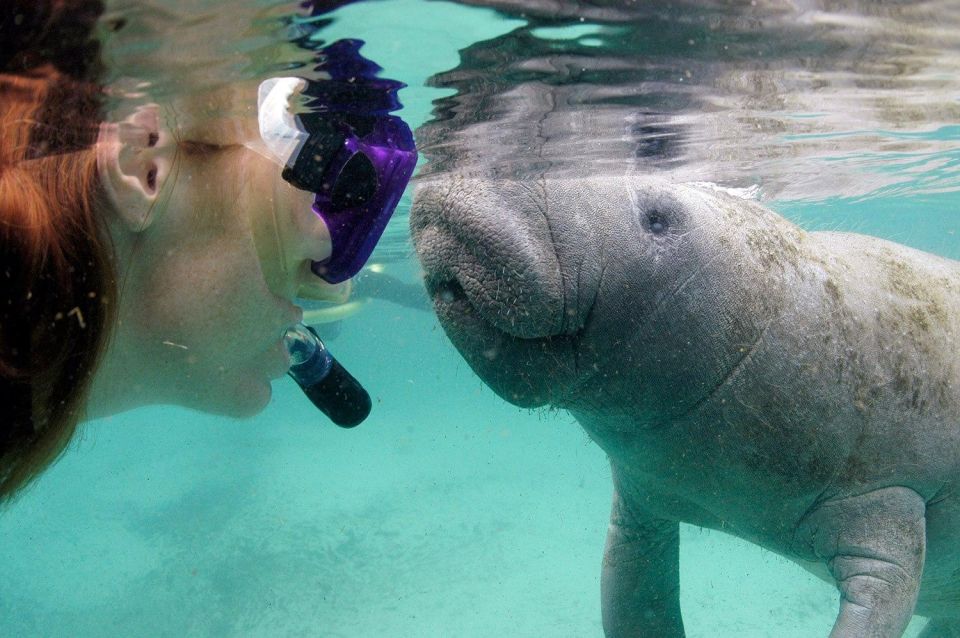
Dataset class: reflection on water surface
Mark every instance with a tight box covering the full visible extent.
[418,0,960,201]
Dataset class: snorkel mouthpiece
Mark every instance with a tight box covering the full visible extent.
[285,323,371,427]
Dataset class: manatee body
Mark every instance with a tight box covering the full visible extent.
[410,176,960,637]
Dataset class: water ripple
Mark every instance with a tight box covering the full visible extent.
[417,0,960,202]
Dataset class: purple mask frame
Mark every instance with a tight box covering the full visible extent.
[307,116,417,284]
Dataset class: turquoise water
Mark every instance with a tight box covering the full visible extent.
[2,1,959,636]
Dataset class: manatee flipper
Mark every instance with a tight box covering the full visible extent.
[796,487,927,638]
[601,468,684,638]
[918,617,960,637]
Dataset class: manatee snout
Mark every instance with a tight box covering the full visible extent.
[411,177,597,341]
[410,176,609,407]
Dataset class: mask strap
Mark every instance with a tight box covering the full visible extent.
[244,77,312,279]
[270,170,289,278]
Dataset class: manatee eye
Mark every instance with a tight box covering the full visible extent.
[648,212,666,234]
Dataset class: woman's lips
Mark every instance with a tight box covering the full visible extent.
[265,338,293,380]
[263,300,303,380]
[283,302,305,340]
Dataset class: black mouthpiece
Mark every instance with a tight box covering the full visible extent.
[299,356,371,427]
[285,324,371,428]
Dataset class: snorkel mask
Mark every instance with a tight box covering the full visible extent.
[249,39,417,426]
[251,73,417,284]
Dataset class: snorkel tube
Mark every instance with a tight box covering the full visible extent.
[263,33,416,427]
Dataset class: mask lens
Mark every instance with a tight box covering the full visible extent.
[280,119,342,193]
[253,68,417,286]
[330,151,378,210]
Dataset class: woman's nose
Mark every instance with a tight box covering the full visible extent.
[283,203,352,302]
[288,204,332,265]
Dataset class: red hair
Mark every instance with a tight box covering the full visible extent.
[0,0,115,499]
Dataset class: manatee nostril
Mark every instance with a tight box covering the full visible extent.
[439,279,465,303]
[648,212,667,234]
[426,276,466,303]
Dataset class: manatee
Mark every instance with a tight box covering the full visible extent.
[410,175,960,637]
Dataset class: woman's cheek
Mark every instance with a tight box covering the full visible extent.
[139,237,263,354]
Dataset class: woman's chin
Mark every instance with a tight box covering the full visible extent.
[198,345,290,417]
[180,373,274,418]
[222,375,274,417]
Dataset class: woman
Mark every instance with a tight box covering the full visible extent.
[0,0,411,499]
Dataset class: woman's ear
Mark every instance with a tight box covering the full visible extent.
[96,103,174,232]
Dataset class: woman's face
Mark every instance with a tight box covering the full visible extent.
[90,108,347,418]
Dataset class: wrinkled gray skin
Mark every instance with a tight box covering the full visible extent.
[410,176,960,637]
